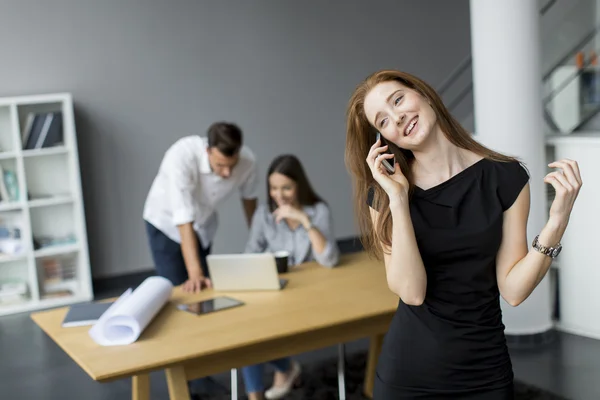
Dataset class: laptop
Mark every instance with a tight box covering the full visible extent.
[206,253,288,291]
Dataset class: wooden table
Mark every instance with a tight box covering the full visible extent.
[30,251,398,400]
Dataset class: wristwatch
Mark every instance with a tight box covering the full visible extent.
[532,235,562,258]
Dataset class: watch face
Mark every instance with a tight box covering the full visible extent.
[552,247,562,258]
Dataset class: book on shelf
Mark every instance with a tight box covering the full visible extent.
[41,257,75,281]
[39,256,77,299]
[21,111,64,150]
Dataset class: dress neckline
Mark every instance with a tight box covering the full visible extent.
[413,157,487,196]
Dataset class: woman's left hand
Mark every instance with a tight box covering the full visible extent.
[273,205,309,226]
[545,159,583,227]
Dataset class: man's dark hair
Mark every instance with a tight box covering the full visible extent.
[206,122,243,157]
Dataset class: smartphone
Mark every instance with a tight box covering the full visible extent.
[376,132,395,174]
[177,296,244,316]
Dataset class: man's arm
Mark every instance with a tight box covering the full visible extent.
[242,198,257,227]
[178,222,203,278]
[239,157,258,227]
[177,222,211,292]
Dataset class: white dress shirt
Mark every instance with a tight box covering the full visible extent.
[143,135,258,247]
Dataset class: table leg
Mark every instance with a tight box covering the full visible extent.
[132,374,150,400]
[338,343,346,400]
[165,365,191,400]
[231,368,238,399]
[363,334,384,399]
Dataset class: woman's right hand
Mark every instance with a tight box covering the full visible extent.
[366,139,409,201]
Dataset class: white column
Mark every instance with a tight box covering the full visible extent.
[470,0,552,335]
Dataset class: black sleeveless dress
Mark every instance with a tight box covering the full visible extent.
[367,158,529,399]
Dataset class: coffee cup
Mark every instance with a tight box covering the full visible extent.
[274,250,290,274]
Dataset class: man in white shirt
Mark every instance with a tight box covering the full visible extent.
[143,122,258,294]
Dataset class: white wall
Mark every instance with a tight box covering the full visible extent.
[0,0,472,278]
[548,136,600,340]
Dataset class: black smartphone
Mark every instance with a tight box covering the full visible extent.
[376,132,395,173]
[177,296,244,316]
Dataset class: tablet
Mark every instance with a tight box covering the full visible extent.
[177,296,244,316]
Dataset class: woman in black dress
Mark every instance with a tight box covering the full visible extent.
[344,70,582,399]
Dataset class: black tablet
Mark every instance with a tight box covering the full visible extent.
[177,296,244,316]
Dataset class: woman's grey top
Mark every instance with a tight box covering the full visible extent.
[244,202,340,268]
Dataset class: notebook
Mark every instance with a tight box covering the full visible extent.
[62,301,114,327]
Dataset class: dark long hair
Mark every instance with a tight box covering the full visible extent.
[345,70,519,259]
[267,155,323,212]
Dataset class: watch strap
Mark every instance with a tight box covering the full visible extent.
[532,235,561,258]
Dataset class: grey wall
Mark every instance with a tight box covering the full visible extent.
[0,0,471,278]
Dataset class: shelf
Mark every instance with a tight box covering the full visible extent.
[0,299,34,316]
[24,152,72,199]
[42,279,79,296]
[29,195,73,208]
[0,258,31,308]
[0,93,91,316]
[0,202,23,212]
[22,146,68,158]
[0,254,26,263]
[38,294,89,309]
[0,294,92,317]
[34,243,79,258]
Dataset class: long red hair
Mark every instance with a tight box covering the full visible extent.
[344,70,518,259]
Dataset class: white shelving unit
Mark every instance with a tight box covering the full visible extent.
[0,93,92,316]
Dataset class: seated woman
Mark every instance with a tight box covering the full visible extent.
[242,154,340,400]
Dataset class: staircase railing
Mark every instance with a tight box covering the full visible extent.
[437,0,558,129]
[542,20,600,133]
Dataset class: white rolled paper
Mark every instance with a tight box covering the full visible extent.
[89,276,173,346]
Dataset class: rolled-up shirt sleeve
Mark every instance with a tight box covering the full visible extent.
[244,205,268,253]
[165,153,197,226]
[311,203,340,268]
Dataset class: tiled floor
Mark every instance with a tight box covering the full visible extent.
[510,332,600,399]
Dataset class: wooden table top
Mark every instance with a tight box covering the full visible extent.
[30,251,398,382]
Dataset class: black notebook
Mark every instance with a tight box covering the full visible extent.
[62,301,114,327]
